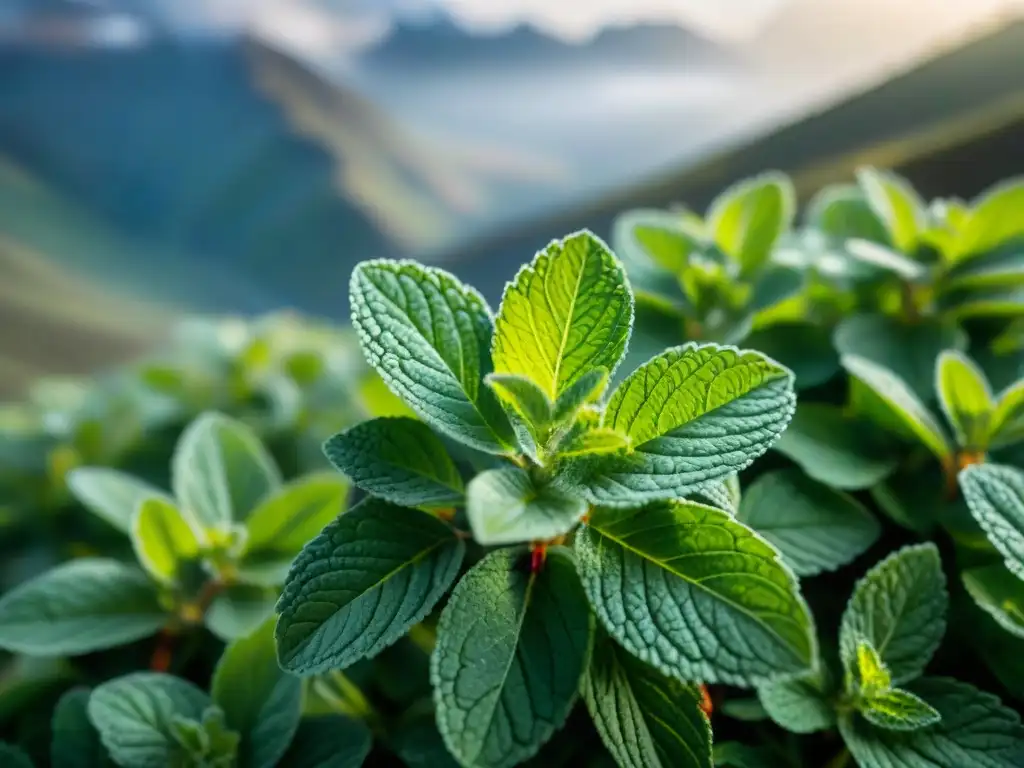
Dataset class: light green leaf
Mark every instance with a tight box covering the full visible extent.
[963,563,1024,639]
[554,425,630,459]
[719,698,767,722]
[737,469,880,576]
[842,354,954,463]
[581,343,795,506]
[857,167,925,253]
[349,259,514,454]
[942,246,1024,290]
[861,689,942,732]
[484,373,553,434]
[843,239,927,280]
[582,628,712,768]
[278,716,372,768]
[840,677,1024,768]
[936,350,994,450]
[323,417,462,509]
[708,172,795,276]
[131,497,201,585]
[806,183,890,244]
[276,498,464,674]
[757,671,836,734]
[205,585,278,642]
[465,467,587,546]
[66,467,172,535]
[576,501,815,686]
[432,547,593,768]
[552,367,610,422]
[212,619,302,768]
[0,558,165,656]
[52,688,110,768]
[854,640,892,697]
[172,412,281,530]
[959,464,1024,579]
[991,379,1024,447]
[839,543,948,685]
[88,673,211,768]
[955,176,1024,260]
[773,404,898,490]
[492,230,633,403]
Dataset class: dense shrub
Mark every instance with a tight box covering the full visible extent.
[0,167,1022,767]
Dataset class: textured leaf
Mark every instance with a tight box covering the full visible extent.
[88,673,211,768]
[582,343,795,506]
[0,558,165,656]
[991,379,1024,447]
[757,672,836,734]
[576,501,815,686]
[693,474,742,514]
[66,467,172,535]
[466,467,587,545]
[713,741,776,768]
[276,498,464,674]
[737,470,880,576]
[349,259,514,454]
[963,563,1024,639]
[936,350,994,450]
[743,322,839,390]
[842,354,953,463]
[582,628,712,768]
[492,230,633,403]
[857,167,924,252]
[172,412,281,529]
[205,584,278,642]
[955,176,1024,260]
[485,373,553,435]
[555,425,630,459]
[324,417,462,509]
[959,464,1024,579]
[432,547,593,768]
[212,619,302,768]
[278,716,372,768]
[52,688,110,768]
[707,172,795,276]
[839,543,948,685]
[840,677,1024,768]
[131,497,201,585]
[861,689,942,732]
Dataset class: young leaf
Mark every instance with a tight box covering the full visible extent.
[278,716,372,768]
[206,585,279,642]
[575,501,815,686]
[131,497,201,585]
[959,463,1024,579]
[492,230,633,402]
[555,425,630,459]
[52,688,110,768]
[707,172,795,276]
[854,641,892,697]
[582,628,713,768]
[66,467,172,535]
[581,343,795,506]
[172,412,281,529]
[432,547,593,768]
[954,176,1024,260]
[276,498,465,674]
[465,467,587,546]
[323,417,462,509]
[484,373,553,435]
[860,689,942,732]
[88,673,211,768]
[737,469,880,576]
[935,350,994,450]
[962,563,1024,639]
[840,677,1024,768]
[212,619,302,768]
[857,167,924,253]
[349,260,514,454]
[839,543,948,685]
[0,558,165,656]
[990,379,1024,447]
[757,671,836,734]
[552,367,609,422]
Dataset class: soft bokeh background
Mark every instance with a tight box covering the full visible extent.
[2,0,1023,395]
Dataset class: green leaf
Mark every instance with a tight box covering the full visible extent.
[839,543,948,685]
[240,473,350,585]
[693,474,741,514]
[485,373,553,434]
[737,469,880,576]
[942,246,1024,290]
[991,379,1024,447]
[757,671,836,734]
[857,167,924,252]
[130,497,201,585]
[581,343,795,506]
[0,558,165,656]
[88,673,211,768]
[842,354,954,463]
[212,619,302,768]
[555,425,630,459]
[582,628,713,768]
[840,677,1024,768]
[963,563,1024,639]
[206,584,278,642]
[66,467,172,535]
[466,467,587,545]
[276,498,465,674]
[713,742,776,768]
[576,501,815,686]
[955,176,1024,260]
[389,710,461,768]
[492,230,633,403]
[552,367,609,422]
[936,350,994,450]
[323,417,462,509]
[854,641,892,697]
[278,716,372,768]
[612,209,697,311]
[743,322,839,390]
[806,183,890,244]
[719,698,767,722]
[172,412,281,529]
[843,238,927,280]
[937,286,1024,320]
[959,464,1024,579]
[707,172,795,276]
[773,404,898,490]
[0,744,32,768]
[52,688,110,768]
[349,259,514,454]
[432,547,593,768]
[861,689,942,732]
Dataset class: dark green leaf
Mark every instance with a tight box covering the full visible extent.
[743,322,839,390]
[52,688,109,768]
[279,716,372,768]
[0,743,33,768]
[857,167,924,253]
[962,563,1024,639]
[860,689,941,732]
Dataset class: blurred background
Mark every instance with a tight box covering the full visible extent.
[2,0,1024,396]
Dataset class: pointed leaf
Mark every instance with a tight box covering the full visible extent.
[861,689,942,732]
[955,176,1024,260]
[131,498,201,585]
[839,543,948,685]
[959,464,1024,579]
[857,167,924,252]
[466,467,587,546]
[276,498,465,674]
[323,417,462,509]
[582,628,712,768]
[576,501,815,686]
[552,367,609,422]
[492,230,633,402]
[707,172,795,276]
[432,547,593,768]
[854,640,892,697]
[66,467,172,534]
[936,350,994,450]
[278,716,372,768]
[991,379,1024,446]
[963,563,1024,639]
[484,373,553,434]
[52,688,110,768]
[757,671,836,734]
[0,558,165,656]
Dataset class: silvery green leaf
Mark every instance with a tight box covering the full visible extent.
[959,464,1024,579]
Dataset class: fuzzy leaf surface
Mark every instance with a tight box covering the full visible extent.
[960,464,1024,579]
